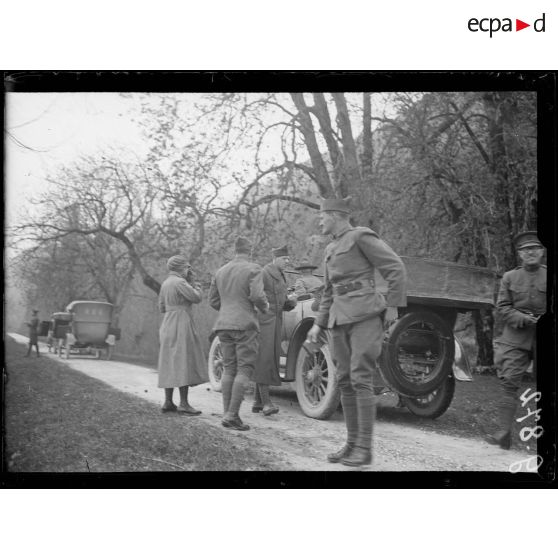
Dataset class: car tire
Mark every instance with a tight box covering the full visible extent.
[294,341,340,420]
[207,336,223,392]
[401,373,455,418]
[380,309,454,396]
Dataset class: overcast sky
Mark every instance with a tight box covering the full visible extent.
[5,93,146,227]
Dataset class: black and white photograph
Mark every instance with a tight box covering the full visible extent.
[3,72,556,484]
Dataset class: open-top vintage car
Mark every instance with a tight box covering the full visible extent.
[208,257,496,420]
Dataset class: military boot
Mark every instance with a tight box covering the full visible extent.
[342,395,374,467]
[487,394,517,450]
[328,395,358,463]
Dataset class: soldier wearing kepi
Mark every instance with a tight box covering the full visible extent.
[307,197,407,466]
[253,245,297,416]
[209,236,269,431]
[293,262,323,298]
[488,231,547,449]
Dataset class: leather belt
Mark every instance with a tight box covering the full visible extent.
[332,278,375,296]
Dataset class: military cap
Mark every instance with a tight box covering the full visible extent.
[295,261,317,271]
[234,236,252,253]
[319,196,352,214]
[514,231,543,250]
[272,245,289,258]
[167,255,189,272]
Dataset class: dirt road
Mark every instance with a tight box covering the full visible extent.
[8,333,533,472]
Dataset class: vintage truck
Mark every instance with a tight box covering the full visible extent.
[207,256,496,420]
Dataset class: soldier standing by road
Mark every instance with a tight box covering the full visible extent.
[307,197,407,466]
[209,236,269,431]
[487,231,547,449]
[25,309,41,357]
[252,245,297,416]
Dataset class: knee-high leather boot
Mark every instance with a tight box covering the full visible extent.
[487,392,517,450]
[328,394,358,462]
[342,395,374,466]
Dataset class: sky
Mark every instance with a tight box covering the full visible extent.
[5,92,146,227]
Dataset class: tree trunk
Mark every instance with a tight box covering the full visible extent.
[290,93,334,196]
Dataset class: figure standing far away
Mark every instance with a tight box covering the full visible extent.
[209,236,269,431]
[307,197,407,467]
[293,261,323,298]
[157,255,208,415]
[488,231,547,449]
[253,245,297,416]
[25,309,40,357]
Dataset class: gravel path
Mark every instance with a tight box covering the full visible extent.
[8,333,534,472]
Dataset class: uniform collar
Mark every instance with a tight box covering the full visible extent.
[333,224,352,239]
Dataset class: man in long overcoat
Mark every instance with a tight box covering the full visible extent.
[488,231,547,449]
[253,245,297,416]
[307,197,407,466]
[209,236,269,431]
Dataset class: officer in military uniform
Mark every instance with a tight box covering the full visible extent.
[209,236,269,431]
[293,262,323,298]
[488,231,547,449]
[307,197,407,466]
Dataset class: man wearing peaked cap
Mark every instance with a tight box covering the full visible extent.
[488,231,546,449]
[307,196,407,466]
[293,261,323,297]
[209,236,269,431]
[253,244,297,415]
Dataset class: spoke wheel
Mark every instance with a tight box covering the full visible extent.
[295,343,340,420]
[207,336,224,392]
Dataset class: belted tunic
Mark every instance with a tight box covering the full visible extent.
[315,226,407,329]
[496,265,546,351]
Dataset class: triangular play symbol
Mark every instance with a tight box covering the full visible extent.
[516,19,530,31]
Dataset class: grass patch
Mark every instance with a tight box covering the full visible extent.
[4,338,276,472]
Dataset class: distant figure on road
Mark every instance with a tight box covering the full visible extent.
[209,236,269,431]
[307,197,407,467]
[253,245,297,416]
[158,255,208,415]
[293,261,322,298]
[488,231,547,449]
[25,309,40,357]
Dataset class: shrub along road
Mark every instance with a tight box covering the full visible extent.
[5,333,537,473]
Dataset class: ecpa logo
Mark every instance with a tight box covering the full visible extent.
[468,13,546,37]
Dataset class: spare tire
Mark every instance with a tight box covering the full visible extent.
[379,310,454,396]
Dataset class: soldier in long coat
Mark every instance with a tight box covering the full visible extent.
[158,255,208,415]
[253,245,297,416]
[488,231,547,449]
[307,197,407,466]
[209,236,269,431]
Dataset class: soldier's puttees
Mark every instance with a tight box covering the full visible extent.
[209,236,269,431]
